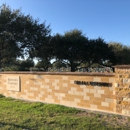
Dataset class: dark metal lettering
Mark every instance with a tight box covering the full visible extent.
[74,80,112,87]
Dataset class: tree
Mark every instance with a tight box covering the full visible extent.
[108,42,130,65]
[84,37,113,67]
[0,4,22,67]
[0,4,51,68]
[30,34,53,71]
[52,29,88,72]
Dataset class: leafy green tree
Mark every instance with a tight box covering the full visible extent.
[84,37,113,67]
[52,31,113,71]
[0,4,22,67]
[52,29,88,72]
[108,42,130,65]
[0,4,51,68]
[30,33,53,71]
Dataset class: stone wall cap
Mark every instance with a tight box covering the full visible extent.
[0,71,115,76]
[113,65,130,68]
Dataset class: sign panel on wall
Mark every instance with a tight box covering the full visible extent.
[6,76,20,91]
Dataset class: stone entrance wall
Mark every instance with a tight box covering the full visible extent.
[0,65,130,116]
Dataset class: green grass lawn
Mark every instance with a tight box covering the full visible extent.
[0,95,130,130]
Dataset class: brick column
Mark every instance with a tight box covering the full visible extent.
[114,65,130,115]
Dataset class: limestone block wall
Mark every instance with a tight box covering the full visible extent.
[114,65,130,115]
[0,72,115,113]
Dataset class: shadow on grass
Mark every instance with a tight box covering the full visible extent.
[0,121,30,130]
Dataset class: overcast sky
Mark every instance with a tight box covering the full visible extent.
[0,0,130,45]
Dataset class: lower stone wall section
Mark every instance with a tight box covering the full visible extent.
[0,72,116,114]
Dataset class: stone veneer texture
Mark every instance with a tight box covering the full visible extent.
[115,68,130,115]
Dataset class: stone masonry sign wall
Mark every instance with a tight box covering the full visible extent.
[2,69,130,116]
[6,76,20,91]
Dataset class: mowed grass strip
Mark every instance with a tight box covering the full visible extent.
[0,95,130,130]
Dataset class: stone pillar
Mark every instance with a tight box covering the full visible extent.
[114,65,130,115]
